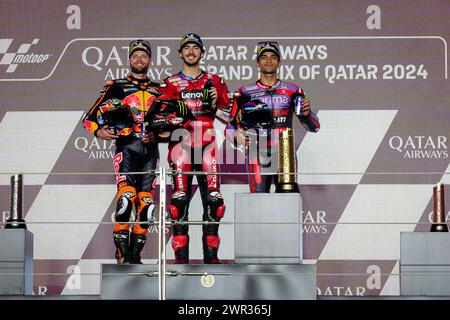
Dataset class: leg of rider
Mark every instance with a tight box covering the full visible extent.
[260,148,273,193]
[247,138,259,193]
[268,138,284,192]
[168,142,192,263]
[130,191,153,264]
[201,141,225,264]
[113,183,136,264]
[130,146,159,264]
[247,144,270,193]
[112,145,137,264]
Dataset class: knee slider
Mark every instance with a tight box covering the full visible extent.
[168,205,179,220]
[172,235,189,251]
[115,186,136,222]
[205,235,220,249]
[137,191,155,223]
[169,191,189,220]
[206,191,225,220]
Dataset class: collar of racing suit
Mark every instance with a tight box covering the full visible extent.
[127,75,151,86]
[178,70,205,81]
[256,79,281,90]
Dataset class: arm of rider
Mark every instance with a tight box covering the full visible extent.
[299,96,311,118]
[297,95,320,132]
[95,125,119,140]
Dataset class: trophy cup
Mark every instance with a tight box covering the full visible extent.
[275,128,299,193]
[430,182,448,232]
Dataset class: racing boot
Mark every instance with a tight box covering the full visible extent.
[203,235,221,264]
[172,235,189,264]
[113,230,130,264]
[130,233,146,264]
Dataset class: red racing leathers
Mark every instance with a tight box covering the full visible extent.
[82,75,162,264]
[161,71,230,263]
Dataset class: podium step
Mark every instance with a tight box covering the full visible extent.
[0,230,33,295]
[401,232,450,296]
[101,263,316,300]
[235,193,303,264]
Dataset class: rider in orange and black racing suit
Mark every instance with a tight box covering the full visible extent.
[82,40,162,264]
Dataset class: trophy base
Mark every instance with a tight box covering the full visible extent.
[5,219,27,229]
[275,183,299,193]
[430,223,449,232]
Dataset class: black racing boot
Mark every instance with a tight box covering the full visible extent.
[175,247,189,264]
[130,233,146,264]
[113,230,130,264]
[172,235,189,264]
[203,235,221,264]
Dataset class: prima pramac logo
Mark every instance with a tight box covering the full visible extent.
[0,39,51,73]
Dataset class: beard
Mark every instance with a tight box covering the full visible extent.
[260,66,278,75]
[130,65,148,74]
[181,55,201,67]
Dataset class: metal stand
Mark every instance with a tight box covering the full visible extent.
[0,230,34,295]
[0,174,33,295]
[5,174,26,229]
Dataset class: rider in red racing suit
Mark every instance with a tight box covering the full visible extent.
[162,33,230,264]
[82,40,162,264]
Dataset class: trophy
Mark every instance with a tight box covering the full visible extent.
[430,182,448,232]
[275,128,299,193]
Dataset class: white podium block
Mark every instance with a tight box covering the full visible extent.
[401,232,450,296]
[0,229,34,295]
[234,193,302,264]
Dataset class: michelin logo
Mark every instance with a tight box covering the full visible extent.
[0,39,50,73]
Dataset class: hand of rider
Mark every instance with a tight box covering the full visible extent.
[235,129,250,148]
[300,96,311,117]
[96,125,119,140]
[142,131,156,143]
[210,87,218,110]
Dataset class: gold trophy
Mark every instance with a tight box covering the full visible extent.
[275,128,299,193]
[430,183,448,232]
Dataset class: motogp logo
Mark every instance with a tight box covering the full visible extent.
[0,39,50,73]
